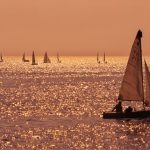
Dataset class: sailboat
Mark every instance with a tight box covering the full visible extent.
[97,52,100,64]
[22,52,29,62]
[57,52,61,63]
[103,30,150,119]
[43,52,51,63]
[0,53,3,62]
[103,52,107,64]
[31,51,38,65]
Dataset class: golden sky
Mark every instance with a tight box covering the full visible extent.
[0,0,150,56]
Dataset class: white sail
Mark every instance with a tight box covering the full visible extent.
[118,30,144,101]
[144,60,150,105]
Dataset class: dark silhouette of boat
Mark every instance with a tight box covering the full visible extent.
[0,53,3,62]
[97,52,100,64]
[57,52,61,63]
[31,51,38,65]
[103,30,150,119]
[43,52,51,63]
[103,52,107,64]
[22,52,29,62]
[103,110,150,119]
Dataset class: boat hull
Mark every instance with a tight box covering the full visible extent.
[32,63,38,65]
[103,110,150,119]
[23,60,29,62]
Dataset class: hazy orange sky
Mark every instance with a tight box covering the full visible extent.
[0,0,150,56]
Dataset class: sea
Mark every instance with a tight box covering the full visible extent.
[0,56,150,150]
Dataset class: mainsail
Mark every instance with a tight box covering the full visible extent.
[97,52,100,63]
[118,30,144,101]
[44,52,50,63]
[144,60,150,105]
[22,53,25,62]
[32,51,37,65]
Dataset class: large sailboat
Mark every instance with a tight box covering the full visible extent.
[22,52,29,62]
[103,30,150,119]
[31,51,38,65]
[97,52,100,64]
[43,52,51,63]
[57,52,61,63]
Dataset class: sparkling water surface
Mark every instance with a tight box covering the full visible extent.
[0,56,150,149]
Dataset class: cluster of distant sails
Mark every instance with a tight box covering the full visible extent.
[22,51,62,65]
[0,51,107,64]
[97,52,107,64]
[24,51,107,65]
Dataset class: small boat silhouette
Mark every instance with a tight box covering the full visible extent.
[43,52,51,63]
[31,51,38,65]
[22,52,29,62]
[0,53,3,62]
[57,52,61,63]
[97,52,100,64]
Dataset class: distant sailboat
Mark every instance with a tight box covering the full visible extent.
[97,52,100,64]
[22,52,29,62]
[0,53,3,62]
[103,52,107,64]
[103,30,150,119]
[57,52,61,63]
[31,51,38,65]
[43,52,51,63]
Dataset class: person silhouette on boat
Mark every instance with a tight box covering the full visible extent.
[125,106,133,114]
[112,101,123,113]
[144,100,150,107]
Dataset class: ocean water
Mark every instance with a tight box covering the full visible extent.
[0,56,150,150]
